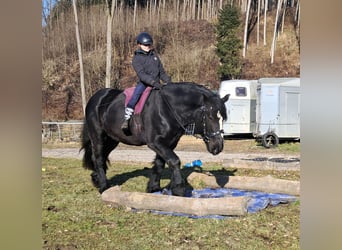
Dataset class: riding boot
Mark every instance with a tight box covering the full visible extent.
[121,107,134,135]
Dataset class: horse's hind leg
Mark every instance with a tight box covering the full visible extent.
[90,143,108,193]
[90,135,118,193]
[147,155,165,193]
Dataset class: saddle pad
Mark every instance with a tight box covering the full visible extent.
[124,86,152,114]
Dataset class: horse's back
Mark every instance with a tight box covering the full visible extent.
[87,88,122,108]
[85,88,124,128]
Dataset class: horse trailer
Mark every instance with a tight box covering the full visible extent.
[218,79,258,136]
[253,78,300,148]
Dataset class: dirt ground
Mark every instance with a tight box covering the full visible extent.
[114,135,299,155]
[42,136,300,171]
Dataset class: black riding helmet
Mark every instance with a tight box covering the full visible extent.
[136,32,153,45]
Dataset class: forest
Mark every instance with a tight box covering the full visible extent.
[42,0,300,120]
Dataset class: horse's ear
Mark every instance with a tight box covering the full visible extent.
[221,94,230,103]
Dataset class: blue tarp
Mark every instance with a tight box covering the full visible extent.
[145,188,298,219]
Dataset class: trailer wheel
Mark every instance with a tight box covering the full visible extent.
[261,132,279,148]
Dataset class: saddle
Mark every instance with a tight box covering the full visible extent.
[123,86,152,114]
[122,86,152,139]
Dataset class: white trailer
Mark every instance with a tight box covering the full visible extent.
[253,78,300,148]
[218,80,257,136]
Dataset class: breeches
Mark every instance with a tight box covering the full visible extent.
[127,82,147,109]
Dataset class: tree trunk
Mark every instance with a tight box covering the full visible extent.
[257,0,261,46]
[295,0,300,39]
[295,0,300,23]
[72,0,86,115]
[281,0,286,34]
[270,0,282,63]
[291,0,295,7]
[242,0,251,57]
[192,0,196,19]
[201,0,204,19]
[133,0,137,29]
[197,0,201,20]
[264,0,268,46]
[105,0,115,88]
[297,1,300,28]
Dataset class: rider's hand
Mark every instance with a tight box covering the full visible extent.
[153,82,162,90]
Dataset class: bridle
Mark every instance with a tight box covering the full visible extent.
[160,90,224,142]
[198,106,224,142]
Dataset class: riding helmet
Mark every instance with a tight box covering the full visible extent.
[136,32,153,45]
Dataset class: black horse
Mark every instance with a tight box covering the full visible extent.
[81,82,229,196]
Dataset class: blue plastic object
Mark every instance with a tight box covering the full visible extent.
[149,188,298,219]
[184,159,202,168]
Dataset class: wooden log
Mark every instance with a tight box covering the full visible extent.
[102,186,249,216]
[187,172,300,196]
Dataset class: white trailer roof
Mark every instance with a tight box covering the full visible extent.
[258,77,300,87]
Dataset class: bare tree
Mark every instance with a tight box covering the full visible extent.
[281,0,286,33]
[264,0,268,46]
[191,0,196,19]
[270,0,283,63]
[295,0,300,41]
[133,0,137,29]
[296,1,300,28]
[72,0,86,114]
[295,0,300,24]
[105,0,116,88]
[242,0,251,58]
[257,0,261,45]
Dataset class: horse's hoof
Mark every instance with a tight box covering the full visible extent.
[171,185,185,197]
[147,185,162,193]
[99,184,109,194]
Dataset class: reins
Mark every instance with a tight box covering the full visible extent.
[159,89,189,133]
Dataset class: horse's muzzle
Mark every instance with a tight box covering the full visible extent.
[206,136,224,155]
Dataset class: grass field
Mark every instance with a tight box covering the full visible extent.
[42,157,299,249]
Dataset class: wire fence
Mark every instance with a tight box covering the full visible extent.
[42,121,83,143]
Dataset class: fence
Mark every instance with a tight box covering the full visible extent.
[42,121,83,143]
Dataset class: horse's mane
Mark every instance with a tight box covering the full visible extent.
[166,82,227,120]
[167,82,217,98]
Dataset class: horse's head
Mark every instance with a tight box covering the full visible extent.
[199,93,230,155]
[159,82,229,155]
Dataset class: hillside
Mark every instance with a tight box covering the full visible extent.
[42,5,300,121]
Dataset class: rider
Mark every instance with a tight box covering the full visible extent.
[121,32,171,132]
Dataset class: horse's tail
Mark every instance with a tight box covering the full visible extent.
[80,120,95,171]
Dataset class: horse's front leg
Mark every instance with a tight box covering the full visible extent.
[147,155,165,193]
[167,155,185,196]
[148,144,185,196]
